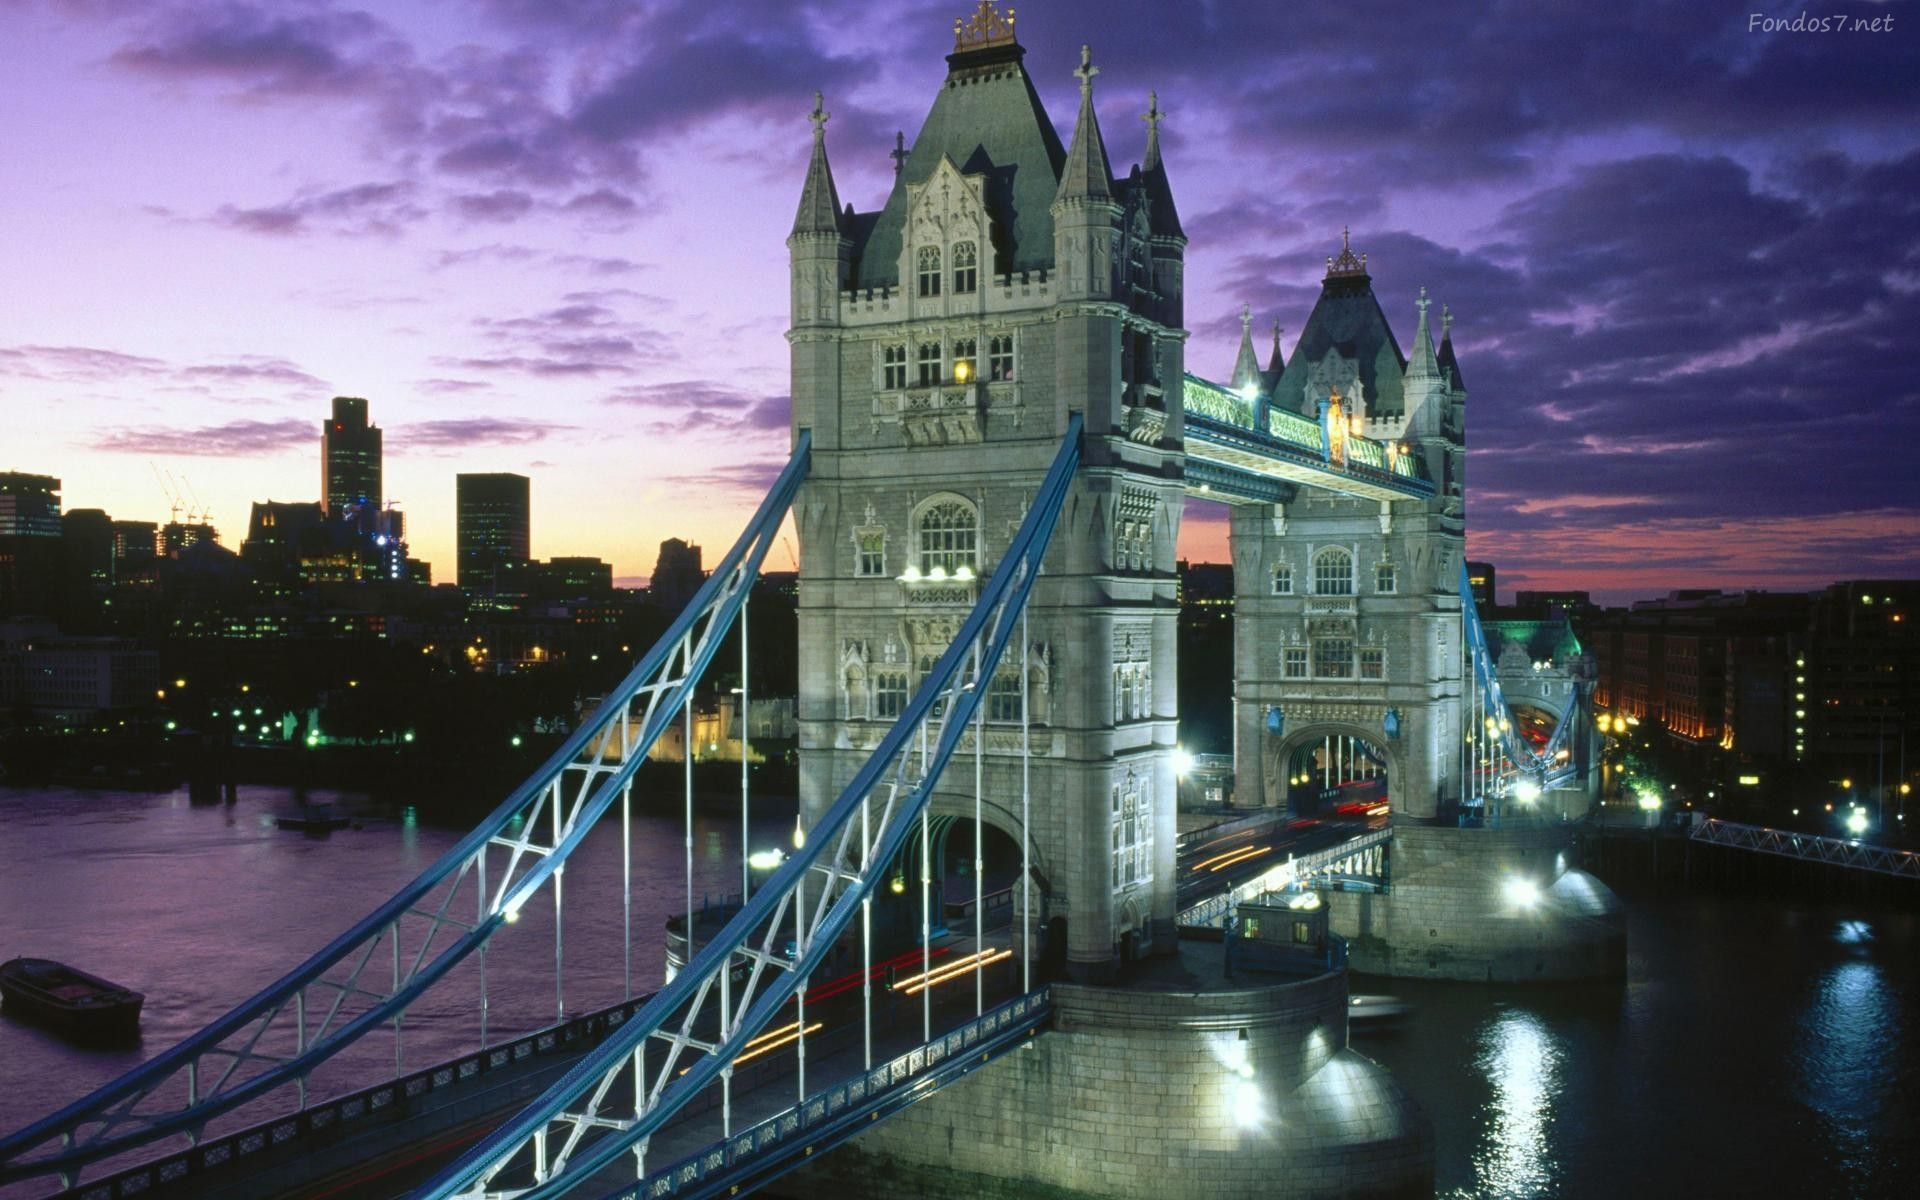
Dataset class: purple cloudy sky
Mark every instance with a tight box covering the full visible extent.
[2,0,1915,603]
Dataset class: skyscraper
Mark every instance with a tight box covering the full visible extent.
[322,396,382,515]
[456,473,530,589]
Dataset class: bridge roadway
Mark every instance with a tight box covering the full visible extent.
[64,936,1038,1200]
[62,820,1381,1200]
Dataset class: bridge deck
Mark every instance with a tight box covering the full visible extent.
[61,943,1036,1200]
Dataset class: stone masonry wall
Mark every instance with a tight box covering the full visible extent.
[780,969,1431,1200]
[1328,823,1625,982]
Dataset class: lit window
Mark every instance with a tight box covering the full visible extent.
[1111,779,1153,890]
[1360,647,1385,679]
[1271,561,1293,595]
[1284,647,1308,678]
[916,341,942,386]
[988,335,1014,382]
[1375,560,1397,594]
[915,498,978,575]
[952,241,977,294]
[856,530,885,577]
[1314,638,1354,678]
[1313,547,1354,596]
[882,344,907,390]
[916,246,941,297]
[952,337,977,383]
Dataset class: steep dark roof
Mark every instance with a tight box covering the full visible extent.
[1271,267,1408,417]
[850,42,1068,287]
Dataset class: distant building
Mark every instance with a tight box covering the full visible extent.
[457,473,531,590]
[649,538,704,610]
[1465,560,1496,608]
[322,397,383,515]
[0,472,61,537]
[1805,581,1917,787]
[0,473,63,614]
[62,509,115,590]
[112,520,159,567]
[1511,590,1596,621]
[242,499,414,585]
[540,556,613,600]
[162,521,219,556]
[0,620,159,718]
[1176,560,1235,612]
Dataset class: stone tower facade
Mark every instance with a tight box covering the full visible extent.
[789,17,1187,980]
[1229,240,1471,820]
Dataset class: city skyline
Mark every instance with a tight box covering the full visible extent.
[3,1,1915,603]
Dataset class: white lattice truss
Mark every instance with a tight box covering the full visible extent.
[1690,818,1920,881]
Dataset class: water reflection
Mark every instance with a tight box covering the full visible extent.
[1796,945,1898,1182]
[1468,1008,1562,1199]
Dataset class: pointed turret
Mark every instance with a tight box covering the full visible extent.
[1229,304,1262,394]
[1052,44,1120,301]
[1402,287,1445,438]
[1054,45,1113,204]
[788,91,850,333]
[1405,287,1441,384]
[791,91,844,236]
[1437,303,1467,392]
[1260,321,1286,393]
[1139,90,1184,240]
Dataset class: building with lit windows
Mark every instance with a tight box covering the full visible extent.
[456,473,531,591]
[321,397,383,515]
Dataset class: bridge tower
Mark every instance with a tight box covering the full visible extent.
[791,14,1186,979]
[1229,241,1468,821]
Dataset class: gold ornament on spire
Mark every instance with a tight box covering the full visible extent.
[1326,225,1369,279]
[954,1,1016,50]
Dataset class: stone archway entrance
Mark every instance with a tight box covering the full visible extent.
[1268,723,1400,819]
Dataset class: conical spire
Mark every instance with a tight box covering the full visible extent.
[1437,303,1466,390]
[1054,45,1113,203]
[791,91,843,237]
[1142,89,1164,170]
[1139,89,1184,239]
[1405,287,1440,382]
[1229,303,1262,393]
[1259,321,1286,394]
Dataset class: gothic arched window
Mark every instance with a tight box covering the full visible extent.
[952,241,977,294]
[1271,560,1293,595]
[914,496,978,576]
[916,246,942,298]
[1313,546,1354,596]
[1375,560,1397,594]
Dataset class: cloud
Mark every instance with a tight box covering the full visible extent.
[90,417,311,456]
[395,417,570,448]
[207,181,425,238]
[452,189,537,223]
[414,377,493,394]
[448,297,674,378]
[0,344,169,382]
[605,381,789,434]
[109,4,407,98]
[1,344,327,396]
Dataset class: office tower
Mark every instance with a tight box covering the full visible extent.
[456,473,530,589]
[322,396,382,515]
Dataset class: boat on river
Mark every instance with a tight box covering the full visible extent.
[0,958,144,1042]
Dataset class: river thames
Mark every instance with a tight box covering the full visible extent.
[1,785,1915,1198]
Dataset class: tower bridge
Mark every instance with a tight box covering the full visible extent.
[0,7,1624,1199]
